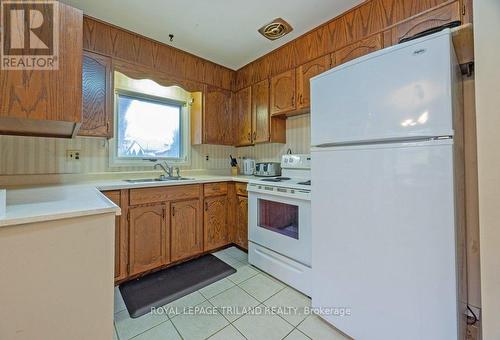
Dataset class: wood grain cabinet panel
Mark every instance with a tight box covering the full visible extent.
[129,185,201,206]
[204,86,233,145]
[0,2,83,137]
[235,195,249,250]
[203,196,229,251]
[234,86,253,146]
[270,70,296,116]
[171,199,203,262]
[102,191,126,281]
[204,183,228,197]
[391,2,461,45]
[334,34,383,66]
[235,183,248,197]
[79,51,112,137]
[252,80,270,144]
[296,55,332,110]
[128,204,169,276]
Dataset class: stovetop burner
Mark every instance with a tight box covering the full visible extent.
[261,177,291,182]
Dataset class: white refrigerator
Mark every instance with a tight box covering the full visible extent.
[310,30,462,340]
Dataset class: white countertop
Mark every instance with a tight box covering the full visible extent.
[0,175,255,228]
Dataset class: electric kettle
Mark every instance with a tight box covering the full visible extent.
[241,159,256,175]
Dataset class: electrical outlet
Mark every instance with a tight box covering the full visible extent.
[66,150,81,161]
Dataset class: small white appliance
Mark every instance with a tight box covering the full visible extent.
[310,30,461,339]
[254,162,281,177]
[247,154,312,295]
[241,159,255,175]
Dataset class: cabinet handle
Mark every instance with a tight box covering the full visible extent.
[291,95,295,106]
[247,132,251,141]
[205,201,208,211]
[253,131,256,141]
[299,94,303,105]
[162,207,166,219]
[172,206,175,217]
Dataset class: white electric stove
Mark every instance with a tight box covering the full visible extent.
[247,154,312,295]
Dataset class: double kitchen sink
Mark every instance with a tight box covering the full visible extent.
[124,176,194,183]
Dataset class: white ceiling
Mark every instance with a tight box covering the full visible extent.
[63,0,363,70]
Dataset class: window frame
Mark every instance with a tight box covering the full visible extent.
[109,89,191,168]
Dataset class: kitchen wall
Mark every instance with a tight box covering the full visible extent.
[0,135,234,175]
[0,114,310,176]
[236,114,311,161]
[474,0,500,338]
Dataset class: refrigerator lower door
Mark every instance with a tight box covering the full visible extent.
[311,140,458,340]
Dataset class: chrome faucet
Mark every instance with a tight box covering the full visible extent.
[154,161,173,177]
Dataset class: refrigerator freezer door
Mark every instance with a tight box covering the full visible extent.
[311,140,458,340]
[311,31,456,146]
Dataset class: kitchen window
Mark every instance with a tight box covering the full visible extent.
[116,92,182,159]
[110,72,191,167]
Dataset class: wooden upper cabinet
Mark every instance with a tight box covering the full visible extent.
[270,70,296,116]
[234,86,253,146]
[0,2,83,137]
[252,80,270,144]
[79,51,112,138]
[128,204,169,276]
[296,55,332,110]
[334,34,383,66]
[171,199,203,262]
[204,85,233,145]
[203,195,229,252]
[391,1,461,45]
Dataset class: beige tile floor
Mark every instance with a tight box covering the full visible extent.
[114,247,349,340]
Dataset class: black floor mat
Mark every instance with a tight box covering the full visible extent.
[119,254,236,318]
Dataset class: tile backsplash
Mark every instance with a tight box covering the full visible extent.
[0,114,310,175]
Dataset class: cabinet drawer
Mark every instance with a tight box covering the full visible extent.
[204,182,228,197]
[130,185,201,205]
[235,182,248,196]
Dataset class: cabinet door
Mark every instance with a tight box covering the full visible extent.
[270,70,296,116]
[391,2,460,45]
[227,183,237,244]
[0,2,82,137]
[204,196,229,251]
[235,86,253,146]
[296,55,331,110]
[79,51,112,137]
[102,191,126,281]
[252,79,270,144]
[204,86,233,145]
[129,204,168,276]
[333,34,383,66]
[171,199,203,261]
[236,195,249,250]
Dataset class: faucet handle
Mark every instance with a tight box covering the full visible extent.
[175,167,180,177]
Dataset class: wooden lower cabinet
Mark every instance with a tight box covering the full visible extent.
[102,190,128,282]
[204,195,228,251]
[235,195,249,250]
[128,204,169,276]
[113,182,249,282]
[171,199,203,261]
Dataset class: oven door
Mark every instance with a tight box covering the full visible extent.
[248,190,311,266]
